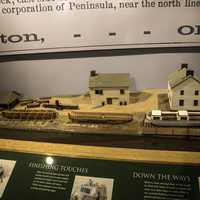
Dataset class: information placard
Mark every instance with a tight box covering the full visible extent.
[0,0,200,55]
[0,150,199,199]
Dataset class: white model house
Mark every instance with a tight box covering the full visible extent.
[89,71,130,106]
[168,64,200,111]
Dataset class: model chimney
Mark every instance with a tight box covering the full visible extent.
[90,70,97,77]
[186,70,194,77]
[181,63,188,69]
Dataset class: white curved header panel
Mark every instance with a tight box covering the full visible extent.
[0,0,200,55]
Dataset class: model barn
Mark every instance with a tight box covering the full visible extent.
[168,64,200,111]
[89,71,130,106]
[0,91,21,109]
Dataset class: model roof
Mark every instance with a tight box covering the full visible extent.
[89,73,130,88]
[168,67,187,87]
[0,91,20,105]
[168,66,200,88]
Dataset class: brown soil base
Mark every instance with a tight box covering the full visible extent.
[129,91,152,104]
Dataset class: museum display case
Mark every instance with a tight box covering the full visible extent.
[0,56,200,199]
[0,0,200,198]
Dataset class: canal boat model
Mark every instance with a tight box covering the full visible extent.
[68,111,133,124]
[145,110,200,127]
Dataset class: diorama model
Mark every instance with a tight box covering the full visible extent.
[70,179,107,200]
[0,65,199,137]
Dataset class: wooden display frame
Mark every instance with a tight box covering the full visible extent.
[0,138,200,165]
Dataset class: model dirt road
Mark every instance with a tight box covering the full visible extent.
[50,89,166,115]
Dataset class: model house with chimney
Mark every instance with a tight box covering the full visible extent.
[89,71,130,106]
[168,64,200,111]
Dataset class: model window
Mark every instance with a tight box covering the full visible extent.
[107,98,112,105]
[120,101,123,105]
[179,99,184,106]
[195,90,199,96]
[124,101,127,105]
[194,100,199,106]
[120,89,125,94]
[95,90,103,95]
[180,90,184,95]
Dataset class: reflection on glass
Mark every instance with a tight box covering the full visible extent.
[45,156,54,165]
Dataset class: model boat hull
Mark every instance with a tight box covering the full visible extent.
[2,110,57,120]
[145,119,200,127]
[69,111,133,124]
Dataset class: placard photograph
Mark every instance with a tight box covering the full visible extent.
[198,177,200,192]
[70,176,114,200]
[0,159,16,198]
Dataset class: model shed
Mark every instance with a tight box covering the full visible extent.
[0,91,21,109]
[89,71,130,106]
[168,64,200,111]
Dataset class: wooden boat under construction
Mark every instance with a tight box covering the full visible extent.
[2,109,57,120]
[68,111,133,124]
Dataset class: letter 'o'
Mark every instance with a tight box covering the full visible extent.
[178,25,194,35]
[8,35,23,43]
